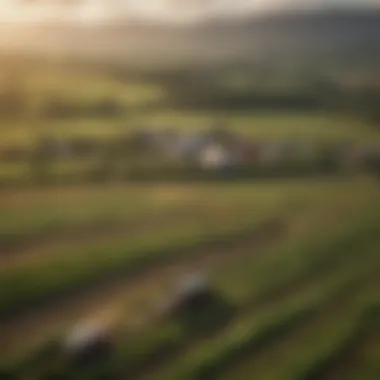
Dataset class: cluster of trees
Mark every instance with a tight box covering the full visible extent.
[148,66,380,126]
[0,129,376,187]
[42,96,125,119]
[343,86,380,125]
[0,57,379,126]
[0,88,126,120]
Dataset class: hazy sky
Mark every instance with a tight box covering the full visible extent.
[0,0,379,23]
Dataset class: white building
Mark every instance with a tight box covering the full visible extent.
[198,143,238,170]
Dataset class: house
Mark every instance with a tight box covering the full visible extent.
[198,142,239,170]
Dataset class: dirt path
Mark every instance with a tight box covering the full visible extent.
[0,219,286,360]
[0,208,208,270]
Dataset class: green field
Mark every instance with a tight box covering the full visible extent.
[1,59,380,380]
[0,56,378,147]
[1,110,379,185]
[0,175,379,380]
[1,111,378,146]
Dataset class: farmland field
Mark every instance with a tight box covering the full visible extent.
[1,111,378,146]
[0,174,379,380]
[0,50,380,380]
[1,111,379,185]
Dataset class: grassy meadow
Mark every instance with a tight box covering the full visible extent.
[0,177,379,379]
[0,58,380,380]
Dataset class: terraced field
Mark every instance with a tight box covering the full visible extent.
[2,110,379,185]
[0,177,379,380]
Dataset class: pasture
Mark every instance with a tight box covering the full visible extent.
[1,111,378,147]
[0,58,380,380]
[0,176,379,380]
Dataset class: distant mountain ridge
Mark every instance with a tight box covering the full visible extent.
[1,9,379,69]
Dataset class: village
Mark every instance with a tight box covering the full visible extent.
[1,124,379,184]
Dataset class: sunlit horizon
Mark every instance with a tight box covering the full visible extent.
[0,0,379,24]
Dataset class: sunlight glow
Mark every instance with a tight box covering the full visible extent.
[0,0,378,24]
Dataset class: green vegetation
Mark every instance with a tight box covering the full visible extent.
[0,36,379,379]
[144,210,380,380]
[0,217,276,314]
[0,178,379,380]
[6,195,379,380]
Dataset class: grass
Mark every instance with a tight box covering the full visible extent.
[1,57,379,379]
[1,178,377,311]
[147,274,380,380]
[317,305,380,380]
[0,178,378,349]
[137,110,379,142]
[143,213,380,380]
[6,194,379,380]
[223,282,380,380]
[298,306,380,380]
[1,111,379,148]
[215,217,380,380]
[0,178,375,247]
[0,217,276,315]
[0,123,379,377]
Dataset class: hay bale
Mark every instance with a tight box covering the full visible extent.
[62,322,112,363]
[161,274,216,317]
